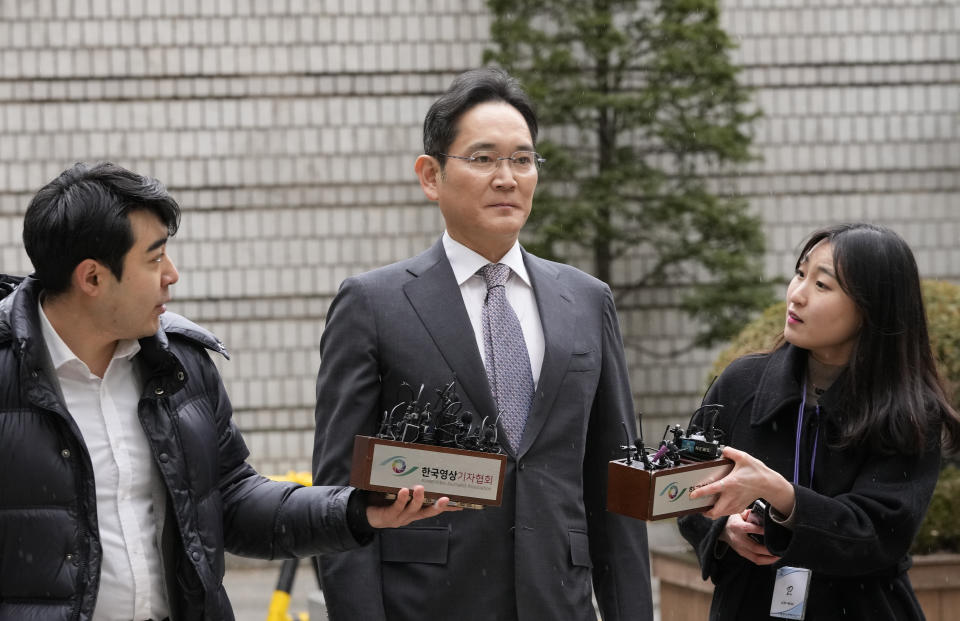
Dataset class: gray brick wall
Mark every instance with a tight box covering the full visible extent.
[631,0,960,440]
[0,0,956,471]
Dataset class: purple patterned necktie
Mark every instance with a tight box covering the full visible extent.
[480,263,534,450]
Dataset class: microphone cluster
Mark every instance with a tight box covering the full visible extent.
[607,404,733,520]
[619,404,725,470]
[377,380,502,455]
[352,379,509,509]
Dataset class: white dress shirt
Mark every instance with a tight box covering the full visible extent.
[39,302,168,621]
[442,231,545,387]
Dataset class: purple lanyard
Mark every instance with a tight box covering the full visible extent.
[793,379,820,486]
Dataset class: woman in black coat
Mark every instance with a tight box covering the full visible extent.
[678,222,960,620]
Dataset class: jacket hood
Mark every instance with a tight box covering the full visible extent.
[0,274,24,345]
[157,312,229,359]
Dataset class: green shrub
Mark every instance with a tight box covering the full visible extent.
[709,301,785,381]
[710,279,960,554]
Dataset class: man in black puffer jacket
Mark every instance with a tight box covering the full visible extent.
[0,162,454,621]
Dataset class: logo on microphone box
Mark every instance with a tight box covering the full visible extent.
[381,456,419,477]
[659,481,687,502]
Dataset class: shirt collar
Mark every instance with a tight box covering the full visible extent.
[38,300,141,371]
[442,231,531,287]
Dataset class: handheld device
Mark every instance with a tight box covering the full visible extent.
[746,498,768,544]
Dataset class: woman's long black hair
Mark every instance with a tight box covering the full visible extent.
[795,223,960,455]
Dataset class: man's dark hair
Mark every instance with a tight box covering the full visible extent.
[23,162,181,295]
[423,67,538,167]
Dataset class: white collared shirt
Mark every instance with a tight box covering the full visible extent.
[442,231,545,387]
[39,302,168,621]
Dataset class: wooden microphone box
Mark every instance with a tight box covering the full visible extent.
[350,435,507,509]
[607,457,734,521]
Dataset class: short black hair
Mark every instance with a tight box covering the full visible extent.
[423,67,538,167]
[23,162,181,295]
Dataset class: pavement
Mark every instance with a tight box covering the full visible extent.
[224,557,316,621]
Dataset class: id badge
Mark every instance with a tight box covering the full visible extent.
[769,566,812,620]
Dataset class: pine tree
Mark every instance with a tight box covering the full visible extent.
[485,0,773,347]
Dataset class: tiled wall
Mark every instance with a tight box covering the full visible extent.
[630,0,960,438]
[0,0,957,471]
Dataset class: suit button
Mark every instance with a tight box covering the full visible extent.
[518,461,525,471]
[192,551,201,561]
[159,453,169,463]
[61,449,71,458]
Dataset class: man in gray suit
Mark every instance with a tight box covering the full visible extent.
[313,67,653,621]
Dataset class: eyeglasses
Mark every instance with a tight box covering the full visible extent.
[439,150,546,175]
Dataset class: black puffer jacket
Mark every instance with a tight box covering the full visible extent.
[0,275,363,620]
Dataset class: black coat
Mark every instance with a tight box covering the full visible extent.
[0,276,363,620]
[678,344,939,620]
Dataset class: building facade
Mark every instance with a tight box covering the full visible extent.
[0,0,957,472]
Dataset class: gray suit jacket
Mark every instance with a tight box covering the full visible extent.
[313,239,652,621]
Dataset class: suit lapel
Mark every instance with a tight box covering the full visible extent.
[402,240,499,433]
[518,251,575,458]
